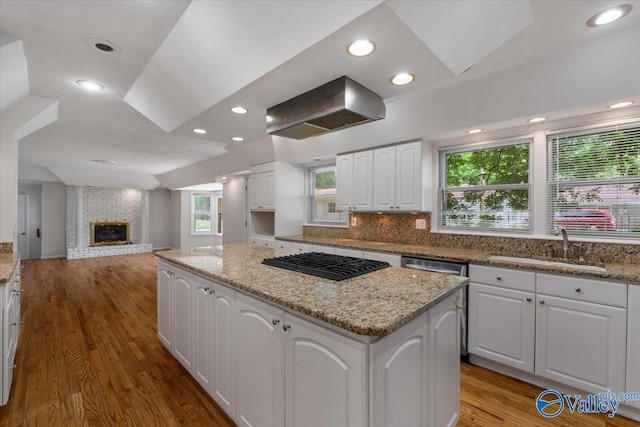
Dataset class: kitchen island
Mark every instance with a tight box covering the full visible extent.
[156,244,468,427]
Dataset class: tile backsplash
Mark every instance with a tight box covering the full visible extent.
[303,213,639,265]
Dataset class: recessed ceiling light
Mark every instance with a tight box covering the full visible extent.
[467,128,483,134]
[230,106,248,114]
[528,117,548,123]
[608,100,635,109]
[192,128,207,134]
[587,4,632,27]
[347,40,376,57]
[266,115,273,123]
[390,73,415,86]
[76,80,105,91]
[231,136,244,142]
[91,159,115,165]
[88,38,121,53]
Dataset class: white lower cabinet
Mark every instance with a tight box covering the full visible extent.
[193,280,214,392]
[285,314,367,427]
[211,282,236,416]
[627,285,640,410]
[236,294,284,427]
[1,261,21,406]
[468,283,535,373]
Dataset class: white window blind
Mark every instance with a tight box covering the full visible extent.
[547,122,640,238]
[440,138,532,232]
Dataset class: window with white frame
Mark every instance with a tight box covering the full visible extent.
[440,138,532,231]
[216,195,223,234]
[547,123,640,238]
[308,166,348,224]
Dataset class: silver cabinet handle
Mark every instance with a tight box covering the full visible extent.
[539,300,545,305]
[272,318,280,326]
[526,297,532,302]
[496,276,502,281]
[283,324,291,331]
[208,289,215,295]
[10,365,17,370]
[575,288,581,293]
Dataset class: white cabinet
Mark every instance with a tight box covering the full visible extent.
[627,285,640,410]
[274,241,312,254]
[372,292,460,427]
[193,279,214,392]
[249,236,275,248]
[285,313,367,427]
[236,294,285,427]
[468,283,535,373]
[249,171,275,211]
[1,260,21,406]
[211,282,236,417]
[468,265,536,373]
[336,151,373,211]
[157,260,195,373]
[373,141,422,211]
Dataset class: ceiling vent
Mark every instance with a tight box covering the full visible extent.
[266,76,385,140]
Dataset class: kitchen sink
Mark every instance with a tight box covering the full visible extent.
[488,255,607,272]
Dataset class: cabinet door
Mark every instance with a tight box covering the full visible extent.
[627,286,640,409]
[173,272,194,373]
[249,174,262,210]
[193,280,214,393]
[373,146,395,211]
[211,283,236,418]
[468,283,535,373]
[260,172,276,210]
[2,290,17,405]
[352,150,373,211]
[395,141,422,211]
[285,313,366,427]
[535,295,626,394]
[336,154,353,211]
[236,294,284,427]
[157,264,173,349]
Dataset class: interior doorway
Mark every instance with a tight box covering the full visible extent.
[17,183,43,259]
[17,194,29,258]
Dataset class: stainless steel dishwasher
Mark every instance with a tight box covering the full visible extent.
[401,256,469,358]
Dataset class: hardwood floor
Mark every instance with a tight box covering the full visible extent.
[0,253,638,426]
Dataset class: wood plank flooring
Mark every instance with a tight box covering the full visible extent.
[0,253,638,426]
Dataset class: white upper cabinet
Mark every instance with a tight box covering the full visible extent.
[249,171,275,211]
[374,141,422,211]
[336,151,373,211]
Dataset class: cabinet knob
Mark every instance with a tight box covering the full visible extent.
[10,365,17,370]
[208,289,215,295]
[272,318,280,326]
[526,297,532,302]
[539,300,545,305]
[496,276,502,281]
[283,324,291,331]
[575,288,581,293]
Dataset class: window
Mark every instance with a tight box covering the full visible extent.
[547,123,640,238]
[440,139,532,231]
[192,192,214,234]
[216,195,223,234]
[309,166,348,224]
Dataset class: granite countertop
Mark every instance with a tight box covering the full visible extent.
[0,253,20,283]
[156,244,468,337]
[277,235,640,284]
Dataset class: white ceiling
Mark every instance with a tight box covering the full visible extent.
[1,0,640,189]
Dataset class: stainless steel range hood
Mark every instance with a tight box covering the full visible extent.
[266,76,385,140]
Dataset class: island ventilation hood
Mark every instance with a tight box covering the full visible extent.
[266,76,385,140]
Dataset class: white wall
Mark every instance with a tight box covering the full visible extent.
[17,183,41,259]
[41,181,66,258]
[179,190,217,249]
[223,176,247,244]
[149,188,171,249]
[169,190,181,249]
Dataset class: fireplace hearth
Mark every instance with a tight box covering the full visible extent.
[91,221,130,246]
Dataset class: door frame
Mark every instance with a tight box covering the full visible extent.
[18,194,30,258]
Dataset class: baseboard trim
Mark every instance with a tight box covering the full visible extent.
[41,254,66,259]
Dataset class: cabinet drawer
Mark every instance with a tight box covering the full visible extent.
[470,264,535,292]
[536,274,627,307]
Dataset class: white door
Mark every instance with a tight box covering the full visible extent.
[468,283,535,373]
[627,286,640,409]
[156,263,173,349]
[395,141,422,211]
[336,154,353,211]
[173,272,194,373]
[211,282,236,418]
[17,194,29,258]
[535,295,627,394]
[193,279,214,392]
[235,294,284,427]
[373,146,395,210]
[352,150,373,211]
[284,313,366,427]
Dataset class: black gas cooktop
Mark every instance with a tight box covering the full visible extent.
[262,252,390,281]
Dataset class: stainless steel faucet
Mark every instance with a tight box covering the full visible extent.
[555,227,570,259]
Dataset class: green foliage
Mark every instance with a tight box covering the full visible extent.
[315,170,336,189]
[446,144,529,186]
[195,195,211,211]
